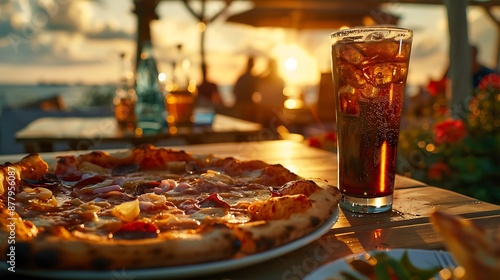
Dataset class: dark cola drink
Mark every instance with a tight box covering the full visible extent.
[330,27,413,213]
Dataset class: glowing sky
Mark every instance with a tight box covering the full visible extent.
[0,0,498,87]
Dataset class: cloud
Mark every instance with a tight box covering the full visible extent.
[0,0,20,37]
[40,1,85,33]
[42,1,133,39]
[86,23,134,40]
[0,32,95,65]
[0,0,134,70]
[1,1,134,40]
[411,33,446,59]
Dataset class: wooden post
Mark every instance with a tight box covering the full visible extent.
[180,0,233,83]
[445,0,472,119]
[132,0,159,74]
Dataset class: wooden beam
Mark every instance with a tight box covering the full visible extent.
[247,0,500,7]
[133,0,159,73]
[445,0,472,119]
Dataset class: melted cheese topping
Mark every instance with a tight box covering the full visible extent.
[15,160,281,238]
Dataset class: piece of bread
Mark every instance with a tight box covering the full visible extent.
[430,210,500,280]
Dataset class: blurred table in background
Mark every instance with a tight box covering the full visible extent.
[15,114,262,153]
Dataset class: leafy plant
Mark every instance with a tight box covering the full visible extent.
[399,79,500,204]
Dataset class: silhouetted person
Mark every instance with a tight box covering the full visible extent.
[233,56,259,121]
[471,45,497,89]
[255,58,286,125]
[197,63,221,109]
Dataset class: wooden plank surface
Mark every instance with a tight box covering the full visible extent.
[1,140,499,279]
[197,213,500,280]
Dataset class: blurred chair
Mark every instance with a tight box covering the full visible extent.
[39,95,66,111]
[0,106,112,155]
[23,95,66,111]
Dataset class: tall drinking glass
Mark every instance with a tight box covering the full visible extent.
[330,27,413,213]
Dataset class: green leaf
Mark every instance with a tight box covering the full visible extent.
[400,251,441,279]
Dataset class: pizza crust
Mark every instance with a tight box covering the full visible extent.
[430,209,500,280]
[1,223,238,270]
[53,144,196,178]
[0,153,48,194]
[237,179,341,254]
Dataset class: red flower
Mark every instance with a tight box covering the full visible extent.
[427,162,452,181]
[324,132,337,143]
[479,73,500,91]
[308,137,322,149]
[433,119,467,145]
[427,78,447,96]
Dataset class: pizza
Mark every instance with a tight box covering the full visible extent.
[0,144,341,270]
[430,209,500,280]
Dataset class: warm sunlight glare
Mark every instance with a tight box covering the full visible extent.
[283,86,300,98]
[158,72,166,82]
[284,58,297,71]
[272,43,319,86]
[284,98,304,109]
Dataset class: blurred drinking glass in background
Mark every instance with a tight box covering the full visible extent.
[114,88,137,131]
[164,44,198,132]
[114,52,136,131]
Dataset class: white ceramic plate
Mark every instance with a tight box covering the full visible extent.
[2,207,339,280]
[304,249,453,280]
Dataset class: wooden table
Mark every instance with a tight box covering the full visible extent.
[14,114,263,153]
[1,140,499,279]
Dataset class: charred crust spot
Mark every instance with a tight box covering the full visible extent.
[91,257,111,270]
[222,233,233,240]
[113,230,158,240]
[162,253,175,260]
[256,237,275,251]
[132,257,143,265]
[34,249,59,268]
[151,247,162,255]
[310,216,321,227]
[285,225,295,232]
[232,239,241,252]
[88,151,105,157]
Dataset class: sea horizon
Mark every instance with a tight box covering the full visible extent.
[0,83,117,110]
[0,83,237,111]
